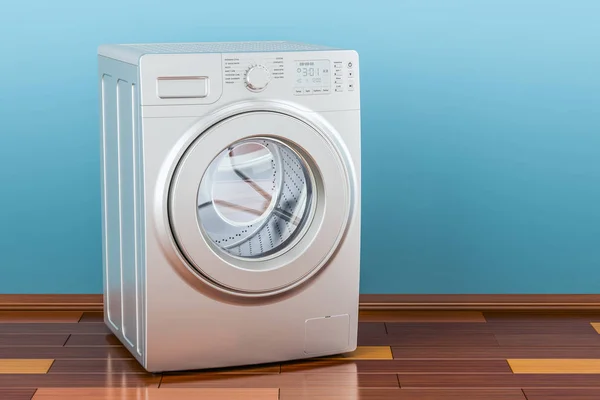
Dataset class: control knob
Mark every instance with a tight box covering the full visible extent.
[245,65,270,92]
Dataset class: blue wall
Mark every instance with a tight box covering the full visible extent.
[0,1,599,294]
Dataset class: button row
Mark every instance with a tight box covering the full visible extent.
[294,87,331,95]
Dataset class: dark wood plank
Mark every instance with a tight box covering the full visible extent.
[361,333,499,347]
[281,388,526,399]
[359,322,387,337]
[523,388,600,399]
[0,334,69,347]
[386,322,493,335]
[48,359,147,374]
[0,323,110,334]
[160,373,399,388]
[485,321,598,334]
[0,389,36,400]
[392,346,600,359]
[0,374,159,388]
[0,346,133,359]
[65,334,121,347]
[494,334,600,347]
[281,359,511,374]
[387,321,597,335]
[78,312,104,323]
[398,374,600,388]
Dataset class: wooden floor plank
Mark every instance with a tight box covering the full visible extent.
[0,324,110,334]
[49,359,281,375]
[508,359,600,374]
[0,388,37,400]
[0,346,133,359]
[0,374,160,388]
[0,334,69,347]
[523,388,600,399]
[48,359,147,374]
[281,359,512,374]
[33,388,279,399]
[0,312,82,324]
[398,373,600,388]
[358,323,387,337]
[592,323,600,334]
[281,388,525,399]
[77,312,104,324]
[160,373,399,388]
[0,359,54,374]
[485,321,598,335]
[386,322,492,335]
[495,334,600,347]
[363,333,499,347]
[320,346,392,360]
[392,346,600,359]
[359,311,486,323]
[64,334,121,347]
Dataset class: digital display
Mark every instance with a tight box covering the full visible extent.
[294,60,331,93]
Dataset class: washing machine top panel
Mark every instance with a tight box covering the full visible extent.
[168,110,353,296]
[99,41,337,60]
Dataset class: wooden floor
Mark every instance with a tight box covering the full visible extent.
[1,310,600,399]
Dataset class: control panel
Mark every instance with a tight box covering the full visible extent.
[221,53,358,98]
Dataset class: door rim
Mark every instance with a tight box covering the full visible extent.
[154,101,357,298]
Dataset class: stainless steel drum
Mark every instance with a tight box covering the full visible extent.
[197,137,314,259]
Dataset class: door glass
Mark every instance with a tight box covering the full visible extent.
[197,138,314,259]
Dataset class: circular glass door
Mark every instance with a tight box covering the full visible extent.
[197,138,314,259]
[168,111,353,295]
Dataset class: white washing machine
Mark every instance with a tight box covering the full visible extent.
[97,41,361,372]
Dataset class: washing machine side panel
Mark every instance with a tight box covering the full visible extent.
[98,55,146,367]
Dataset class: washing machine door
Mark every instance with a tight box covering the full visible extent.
[168,110,353,295]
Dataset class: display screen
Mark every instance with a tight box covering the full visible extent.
[295,60,331,90]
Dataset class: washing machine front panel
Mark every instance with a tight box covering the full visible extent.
[169,111,352,295]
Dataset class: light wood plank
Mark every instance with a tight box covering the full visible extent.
[508,359,600,374]
[359,310,486,323]
[592,323,600,334]
[0,311,82,323]
[320,346,393,360]
[33,388,279,399]
[281,388,525,399]
[0,359,54,374]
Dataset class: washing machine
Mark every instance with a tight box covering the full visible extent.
[97,41,361,372]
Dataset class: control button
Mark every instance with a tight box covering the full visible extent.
[347,61,353,68]
[335,84,343,92]
[348,71,354,78]
[322,87,331,93]
[312,88,322,94]
[334,61,342,67]
[334,70,343,77]
[335,78,343,85]
[348,82,355,91]
[245,65,270,92]
[294,88,303,95]
[303,88,312,94]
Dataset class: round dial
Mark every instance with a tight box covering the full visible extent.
[245,65,270,92]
